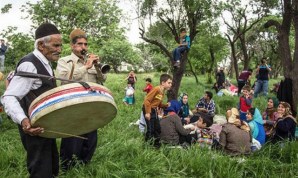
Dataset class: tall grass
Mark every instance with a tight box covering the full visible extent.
[0,73,297,178]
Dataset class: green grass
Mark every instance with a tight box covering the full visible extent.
[0,72,297,178]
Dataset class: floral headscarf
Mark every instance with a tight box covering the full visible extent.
[279,102,297,123]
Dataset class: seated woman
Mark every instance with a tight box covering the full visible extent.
[246,108,266,145]
[178,93,193,125]
[160,100,193,146]
[271,102,297,143]
[262,97,279,139]
[217,108,251,156]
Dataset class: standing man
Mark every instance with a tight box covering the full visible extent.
[216,67,225,90]
[0,39,8,71]
[57,29,100,170]
[237,68,253,96]
[254,58,272,98]
[1,23,62,178]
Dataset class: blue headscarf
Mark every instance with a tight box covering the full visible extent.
[179,93,189,118]
[164,100,182,115]
[248,108,265,144]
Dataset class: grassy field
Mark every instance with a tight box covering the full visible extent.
[0,72,297,178]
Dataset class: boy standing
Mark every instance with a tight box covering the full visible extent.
[239,85,252,122]
[143,74,172,147]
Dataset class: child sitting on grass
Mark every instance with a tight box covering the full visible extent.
[184,114,217,148]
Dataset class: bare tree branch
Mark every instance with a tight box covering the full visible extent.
[139,27,172,59]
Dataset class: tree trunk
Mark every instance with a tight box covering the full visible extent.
[167,52,188,100]
[239,35,250,70]
[188,59,199,84]
[207,46,216,84]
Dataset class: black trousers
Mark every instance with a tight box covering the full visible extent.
[143,107,161,147]
[237,81,246,96]
[60,130,98,171]
[18,125,59,178]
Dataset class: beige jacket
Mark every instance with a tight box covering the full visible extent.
[57,52,98,85]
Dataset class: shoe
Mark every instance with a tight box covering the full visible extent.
[173,62,180,68]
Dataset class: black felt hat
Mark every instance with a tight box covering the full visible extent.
[35,23,60,40]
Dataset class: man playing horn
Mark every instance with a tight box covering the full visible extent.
[57,28,101,171]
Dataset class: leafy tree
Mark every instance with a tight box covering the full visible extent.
[220,0,268,79]
[99,38,140,73]
[188,22,229,84]
[263,0,298,114]
[22,0,124,42]
[135,0,220,100]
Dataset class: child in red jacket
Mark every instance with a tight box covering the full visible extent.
[239,85,252,122]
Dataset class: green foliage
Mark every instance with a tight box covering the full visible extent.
[99,38,140,72]
[0,27,34,71]
[1,3,12,14]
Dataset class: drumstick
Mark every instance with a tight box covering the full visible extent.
[43,130,88,140]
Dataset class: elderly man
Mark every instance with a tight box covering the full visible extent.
[57,28,101,171]
[1,23,62,178]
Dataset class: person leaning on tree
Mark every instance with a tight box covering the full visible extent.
[1,23,62,178]
[57,28,101,171]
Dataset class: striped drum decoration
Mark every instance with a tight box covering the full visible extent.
[29,82,117,138]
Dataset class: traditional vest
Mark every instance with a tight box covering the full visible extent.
[16,53,56,117]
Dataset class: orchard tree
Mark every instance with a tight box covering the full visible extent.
[188,22,229,84]
[263,0,298,113]
[220,0,267,79]
[99,38,140,73]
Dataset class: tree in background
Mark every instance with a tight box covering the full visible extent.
[220,0,268,79]
[263,0,298,114]
[99,37,140,73]
[19,0,140,71]
[188,22,229,84]
[135,0,219,100]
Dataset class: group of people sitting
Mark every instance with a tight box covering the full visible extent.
[138,89,297,155]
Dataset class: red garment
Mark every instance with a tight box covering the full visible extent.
[238,71,252,81]
[143,83,153,94]
[239,96,252,112]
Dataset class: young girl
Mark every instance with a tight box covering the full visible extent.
[246,108,266,145]
[123,82,135,105]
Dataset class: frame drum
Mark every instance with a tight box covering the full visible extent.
[28,82,117,138]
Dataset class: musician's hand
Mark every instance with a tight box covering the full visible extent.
[85,54,100,69]
[21,118,44,136]
[145,113,151,120]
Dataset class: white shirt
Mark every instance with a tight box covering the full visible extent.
[1,49,54,125]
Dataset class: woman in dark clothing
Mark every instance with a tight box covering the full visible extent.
[271,102,297,143]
